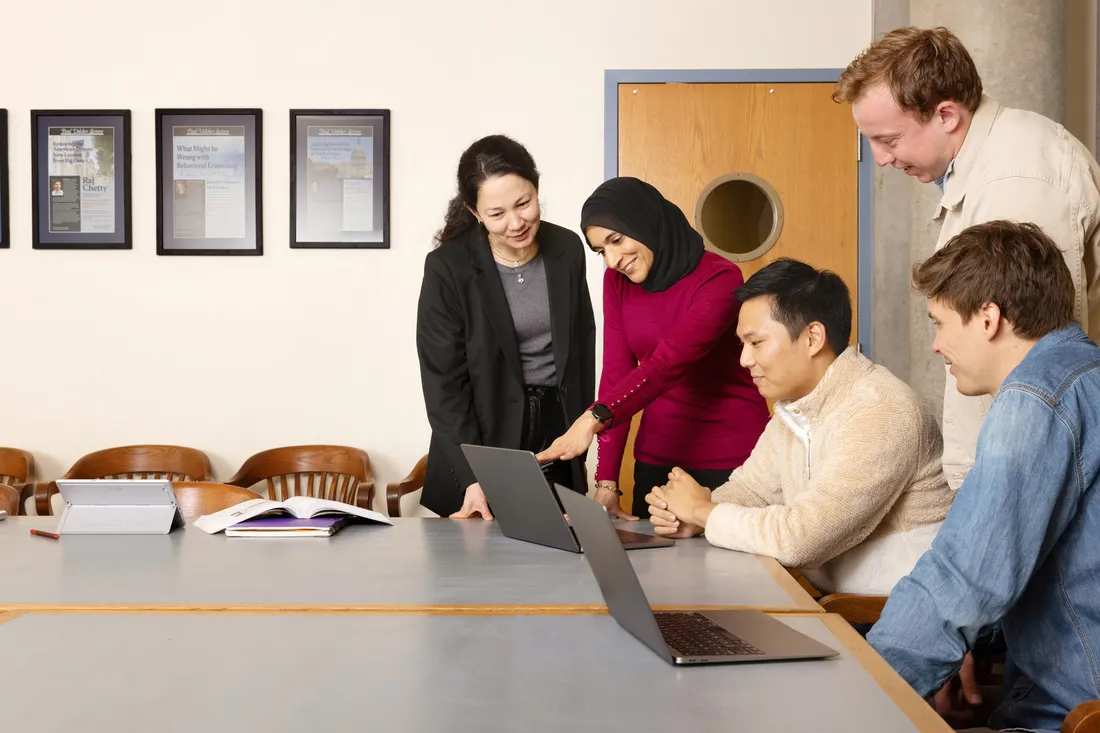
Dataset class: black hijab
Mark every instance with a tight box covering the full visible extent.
[579,176,705,293]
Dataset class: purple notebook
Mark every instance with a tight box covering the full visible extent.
[225,515,351,537]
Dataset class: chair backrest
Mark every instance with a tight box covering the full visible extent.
[225,445,374,506]
[0,448,34,487]
[0,483,19,516]
[171,482,261,518]
[62,445,213,483]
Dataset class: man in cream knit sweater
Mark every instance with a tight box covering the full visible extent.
[647,259,954,595]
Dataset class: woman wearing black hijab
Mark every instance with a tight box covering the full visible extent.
[537,177,769,519]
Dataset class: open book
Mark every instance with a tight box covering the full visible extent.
[193,497,392,537]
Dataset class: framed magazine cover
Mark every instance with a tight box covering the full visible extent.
[155,108,263,256]
[31,109,133,250]
[289,109,390,249]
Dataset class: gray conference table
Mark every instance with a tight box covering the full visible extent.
[0,517,819,612]
[0,611,947,732]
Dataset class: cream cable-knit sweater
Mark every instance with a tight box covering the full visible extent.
[704,348,954,594]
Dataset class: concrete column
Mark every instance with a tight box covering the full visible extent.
[912,1,1067,123]
[1066,0,1097,156]
[905,0,1067,418]
[870,0,914,384]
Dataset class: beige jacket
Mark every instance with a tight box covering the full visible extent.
[704,348,953,594]
[934,96,1100,489]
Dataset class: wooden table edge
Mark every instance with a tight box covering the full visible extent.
[812,614,952,732]
[755,556,824,612]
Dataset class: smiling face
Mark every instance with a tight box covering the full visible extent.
[852,82,963,184]
[584,225,655,284]
[927,297,998,396]
[736,296,824,401]
[470,173,540,255]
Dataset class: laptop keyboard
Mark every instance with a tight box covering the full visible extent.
[655,612,765,657]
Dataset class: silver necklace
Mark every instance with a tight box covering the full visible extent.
[492,246,534,284]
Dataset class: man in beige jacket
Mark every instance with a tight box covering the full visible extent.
[834,26,1100,489]
[647,259,953,595]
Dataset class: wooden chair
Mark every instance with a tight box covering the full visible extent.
[817,593,888,625]
[0,484,19,516]
[386,454,427,517]
[787,568,888,626]
[172,482,261,518]
[25,444,213,516]
[0,448,35,514]
[1066,701,1100,733]
[224,445,375,510]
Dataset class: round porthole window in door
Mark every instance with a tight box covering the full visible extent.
[694,173,784,263]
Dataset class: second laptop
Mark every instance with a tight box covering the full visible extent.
[461,444,674,552]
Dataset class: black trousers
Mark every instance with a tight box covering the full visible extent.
[631,461,734,518]
[522,385,577,492]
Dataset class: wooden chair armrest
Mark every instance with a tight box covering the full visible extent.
[787,567,823,597]
[0,483,19,516]
[386,455,427,517]
[7,481,29,515]
[355,479,376,511]
[817,593,888,625]
[1064,700,1100,733]
[19,481,59,517]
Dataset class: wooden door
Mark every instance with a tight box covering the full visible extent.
[614,82,859,507]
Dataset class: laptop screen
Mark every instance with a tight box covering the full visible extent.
[460,444,581,552]
[554,485,672,660]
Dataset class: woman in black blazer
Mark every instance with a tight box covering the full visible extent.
[416,135,596,518]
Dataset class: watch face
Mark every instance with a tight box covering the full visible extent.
[592,404,612,422]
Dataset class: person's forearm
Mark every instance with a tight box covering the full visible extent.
[593,428,629,482]
[691,501,716,527]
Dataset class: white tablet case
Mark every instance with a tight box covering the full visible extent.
[56,479,184,535]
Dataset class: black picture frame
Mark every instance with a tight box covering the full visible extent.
[155,108,263,256]
[289,109,390,249]
[30,109,133,250]
[0,110,9,249]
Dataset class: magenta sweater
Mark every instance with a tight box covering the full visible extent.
[594,252,770,482]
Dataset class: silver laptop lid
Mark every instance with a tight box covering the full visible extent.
[461,444,581,552]
[55,479,183,535]
[56,479,179,506]
[554,484,673,661]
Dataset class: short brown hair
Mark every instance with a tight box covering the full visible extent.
[912,221,1074,339]
[834,26,983,119]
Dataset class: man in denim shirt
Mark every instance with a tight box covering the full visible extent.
[868,220,1100,733]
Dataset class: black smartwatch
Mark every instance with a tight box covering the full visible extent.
[589,403,613,424]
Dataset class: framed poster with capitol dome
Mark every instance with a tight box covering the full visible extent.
[289,109,390,250]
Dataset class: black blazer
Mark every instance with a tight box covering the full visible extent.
[416,221,597,516]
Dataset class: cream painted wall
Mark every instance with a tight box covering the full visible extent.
[0,0,872,514]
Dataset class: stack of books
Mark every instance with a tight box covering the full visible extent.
[193,496,392,538]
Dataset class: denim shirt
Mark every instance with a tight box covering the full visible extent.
[868,324,1100,733]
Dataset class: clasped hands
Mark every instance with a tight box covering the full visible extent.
[645,467,714,538]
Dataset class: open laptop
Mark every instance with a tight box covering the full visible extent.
[460,444,674,552]
[554,484,838,665]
